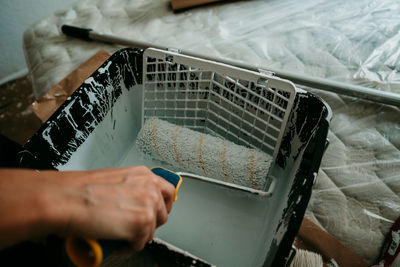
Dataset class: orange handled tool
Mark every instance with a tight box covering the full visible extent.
[66,167,182,267]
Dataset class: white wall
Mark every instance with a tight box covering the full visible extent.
[0,0,77,84]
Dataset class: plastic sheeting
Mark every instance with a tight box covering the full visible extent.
[23,0,400,264]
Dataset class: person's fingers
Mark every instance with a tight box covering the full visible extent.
[130,208,157,252]
[140,186,169,227]
[146,213,156,246]
[66,167,176,214]
[60,165,176,253]
[155,190,169,227]
[125,172,175,213]
[96,166,175,205]
[152,175,175,213]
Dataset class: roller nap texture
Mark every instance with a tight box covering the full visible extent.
[135,117,273,190]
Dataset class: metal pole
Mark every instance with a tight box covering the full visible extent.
[62,25,400,107]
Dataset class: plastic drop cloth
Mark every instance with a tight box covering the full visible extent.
[23,0,400,263]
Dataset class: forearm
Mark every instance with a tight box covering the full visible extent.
[0,169,68,248]
[0,166,175,252]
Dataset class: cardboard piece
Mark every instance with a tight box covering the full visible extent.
[30,50,110,123]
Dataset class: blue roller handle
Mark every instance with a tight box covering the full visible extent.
[151,167,182,201]
[66,167,182,267]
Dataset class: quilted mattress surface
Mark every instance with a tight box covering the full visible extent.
[23,0,400,264]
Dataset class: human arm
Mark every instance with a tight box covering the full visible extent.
[0,166,175,251]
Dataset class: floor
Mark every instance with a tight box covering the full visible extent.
[0,76,42,145]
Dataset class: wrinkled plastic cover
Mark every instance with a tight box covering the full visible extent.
[23,0,400,264]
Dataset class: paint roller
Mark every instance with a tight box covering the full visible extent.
[135,117,273,190]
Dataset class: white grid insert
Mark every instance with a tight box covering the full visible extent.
[143,49,296,158]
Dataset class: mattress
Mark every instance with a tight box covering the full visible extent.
[23,0,400,264]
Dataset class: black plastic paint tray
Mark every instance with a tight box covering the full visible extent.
[20,48,332,267]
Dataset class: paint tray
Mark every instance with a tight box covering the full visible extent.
[20,48,331,267]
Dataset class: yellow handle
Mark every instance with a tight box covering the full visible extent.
[66,237,103,267]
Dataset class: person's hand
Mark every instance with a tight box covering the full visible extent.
[59,166,176,251]
[0,166,176,251]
